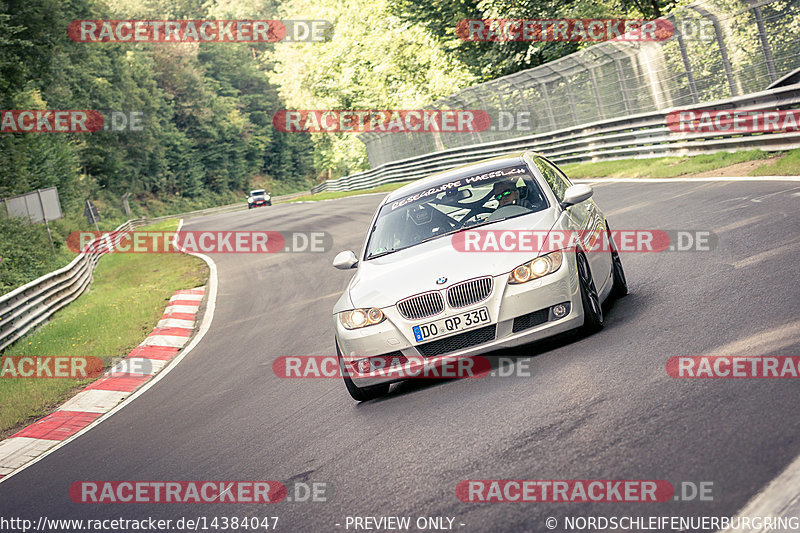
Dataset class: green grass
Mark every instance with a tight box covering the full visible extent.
[559,149,782,179]
[0,218,207,437]
[289,181,413,202]
[749,148,800,176]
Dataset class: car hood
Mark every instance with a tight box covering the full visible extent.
[342,209,560,310]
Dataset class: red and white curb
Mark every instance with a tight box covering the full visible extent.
[0,285,208,480]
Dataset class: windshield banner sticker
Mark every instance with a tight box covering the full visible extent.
[390,166,527,210]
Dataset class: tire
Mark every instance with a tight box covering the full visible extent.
[336,342,390,401]
[577,251,603,334]
[607,223,628,298]
[248,204,253,210]
[266,200,272,206]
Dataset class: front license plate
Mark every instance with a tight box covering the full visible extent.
[412,307,490,342]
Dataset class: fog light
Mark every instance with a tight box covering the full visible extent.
[552,303,569,318]
[355,359,371,373]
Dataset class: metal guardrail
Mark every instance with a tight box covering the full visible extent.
[0,219,147,352]
[311,84,800,193]
[0,190,311,352]
[360,0,800,167]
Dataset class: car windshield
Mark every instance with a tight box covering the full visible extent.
[250,190,266,196]
[364,164,548,259]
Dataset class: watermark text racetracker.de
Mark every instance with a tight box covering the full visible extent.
[272,109,492,133]
[667,108,800,133]
[456,480,716,502]
[1,110,103,133]
[1,110,146,133]
[456,18,717,42]
[0,356,165,379]
[667,356,800,378]
[67,230,332,254]
[456,19,673,42]
[69,480,331,504]
[451,229,717,253]
[272,109,539,134]
[69,19,333,43]
[0,356,104,379]
[273,355,539,379]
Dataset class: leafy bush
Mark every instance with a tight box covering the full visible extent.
[0,216,73,294]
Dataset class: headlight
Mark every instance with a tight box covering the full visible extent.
[339,308,385,330]
[508,251,563,284]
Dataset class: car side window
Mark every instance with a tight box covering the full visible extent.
[544,156,574,192]
[534,156,567,201]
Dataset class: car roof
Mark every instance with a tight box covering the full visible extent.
[250,189,266,193]
[384,151,539,203]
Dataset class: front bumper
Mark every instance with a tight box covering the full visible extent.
[334,254,584,388]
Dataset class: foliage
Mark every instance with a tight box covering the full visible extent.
[388,0,677,82]
[0,0,315,203]
[270,0,478,176]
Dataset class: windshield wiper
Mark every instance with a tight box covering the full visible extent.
[366,248,399,259]
[368,237,434,258]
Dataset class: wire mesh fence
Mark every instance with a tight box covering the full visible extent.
[359,0,800,168]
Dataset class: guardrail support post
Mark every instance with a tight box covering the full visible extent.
[612,59,632,115]
[539,82,558,131]
[37,190,57,258]
[676,33,700,104]
[751,5,778,83]
[690,6,738,97]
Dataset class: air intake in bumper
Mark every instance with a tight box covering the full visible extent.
[417,324,497,357]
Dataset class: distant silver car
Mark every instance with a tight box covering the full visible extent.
[332,152,627,401]
[247,189,271,208]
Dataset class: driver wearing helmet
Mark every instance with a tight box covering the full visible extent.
[491,178,533,209]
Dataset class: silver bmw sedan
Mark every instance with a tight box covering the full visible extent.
[332,151,627,400]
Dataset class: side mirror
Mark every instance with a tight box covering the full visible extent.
[333,250,359,270]
[560,184,593,209]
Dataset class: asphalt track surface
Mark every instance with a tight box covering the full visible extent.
[1,179,799,532]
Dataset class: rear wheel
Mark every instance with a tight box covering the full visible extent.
[577,252,603,333]
[607,223,628,298]
[337,342,390,401]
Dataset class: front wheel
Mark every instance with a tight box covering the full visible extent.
[607,223,628,298]
[337,342,390,401]
[577,252,603,334]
